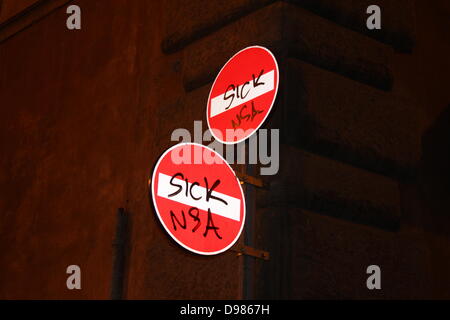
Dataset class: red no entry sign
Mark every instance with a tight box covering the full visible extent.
[207,46,279,144]
[151,143,246,255]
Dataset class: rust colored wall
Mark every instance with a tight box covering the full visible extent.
[0,0,243,299]
[0,0,449,299]
[0,0,40,22]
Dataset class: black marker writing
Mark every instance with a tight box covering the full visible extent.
[204,208,222,239]
[168,173,183,197]
[170,209,187,231]
[204,177,228,205]
[167,173,229,240]
[188,207,201,232]
[252,69,265,87]
[231,100,264,129]
[223,69,265,110]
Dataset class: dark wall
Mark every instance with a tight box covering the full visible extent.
[0,0,449,299]
[0,0,243,300]
[0,0,40,23]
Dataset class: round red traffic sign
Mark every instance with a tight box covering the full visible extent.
[207,46,279,144]
[151,143,246,255]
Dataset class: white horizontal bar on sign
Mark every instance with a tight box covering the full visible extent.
[157,173,241,221]
[210,70,275,118]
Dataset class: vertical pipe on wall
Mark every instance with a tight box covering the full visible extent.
[111,208,129,300]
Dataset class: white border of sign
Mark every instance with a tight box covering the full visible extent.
[206,45,279,145]
[150,142,246,255]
